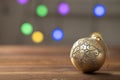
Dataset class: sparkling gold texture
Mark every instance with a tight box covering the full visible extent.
[70,32,106,73]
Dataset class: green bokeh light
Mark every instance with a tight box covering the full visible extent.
[20,23,33,35]
[36,4,48,17]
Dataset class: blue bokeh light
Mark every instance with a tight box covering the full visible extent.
[93,4,106,17]
[52,28,64,41]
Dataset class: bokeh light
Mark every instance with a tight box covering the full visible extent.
[93,4,106,17]
[58,2,70,16]
[20,22,33,35]
[36,4,48,17]
[32,31,44,43]
[52,28,64,41]
[17,0,28,5]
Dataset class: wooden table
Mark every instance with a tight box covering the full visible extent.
[0,46,119,80]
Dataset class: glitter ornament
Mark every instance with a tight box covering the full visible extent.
[70,32,107,73]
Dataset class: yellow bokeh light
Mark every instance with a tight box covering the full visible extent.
[32,31,44,43]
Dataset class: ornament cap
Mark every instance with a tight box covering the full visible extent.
[91,32,102,41]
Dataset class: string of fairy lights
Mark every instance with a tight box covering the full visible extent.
[17,0,106,44]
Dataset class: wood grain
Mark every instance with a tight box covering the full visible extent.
[0,46,119,80]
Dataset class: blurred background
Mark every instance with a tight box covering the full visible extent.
[0,0,120,46]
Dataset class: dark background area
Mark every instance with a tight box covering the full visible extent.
[0,0,120,46]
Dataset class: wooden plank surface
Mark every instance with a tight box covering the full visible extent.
[0,46,119,80]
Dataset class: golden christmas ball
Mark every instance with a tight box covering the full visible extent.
[70,32,107,73]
